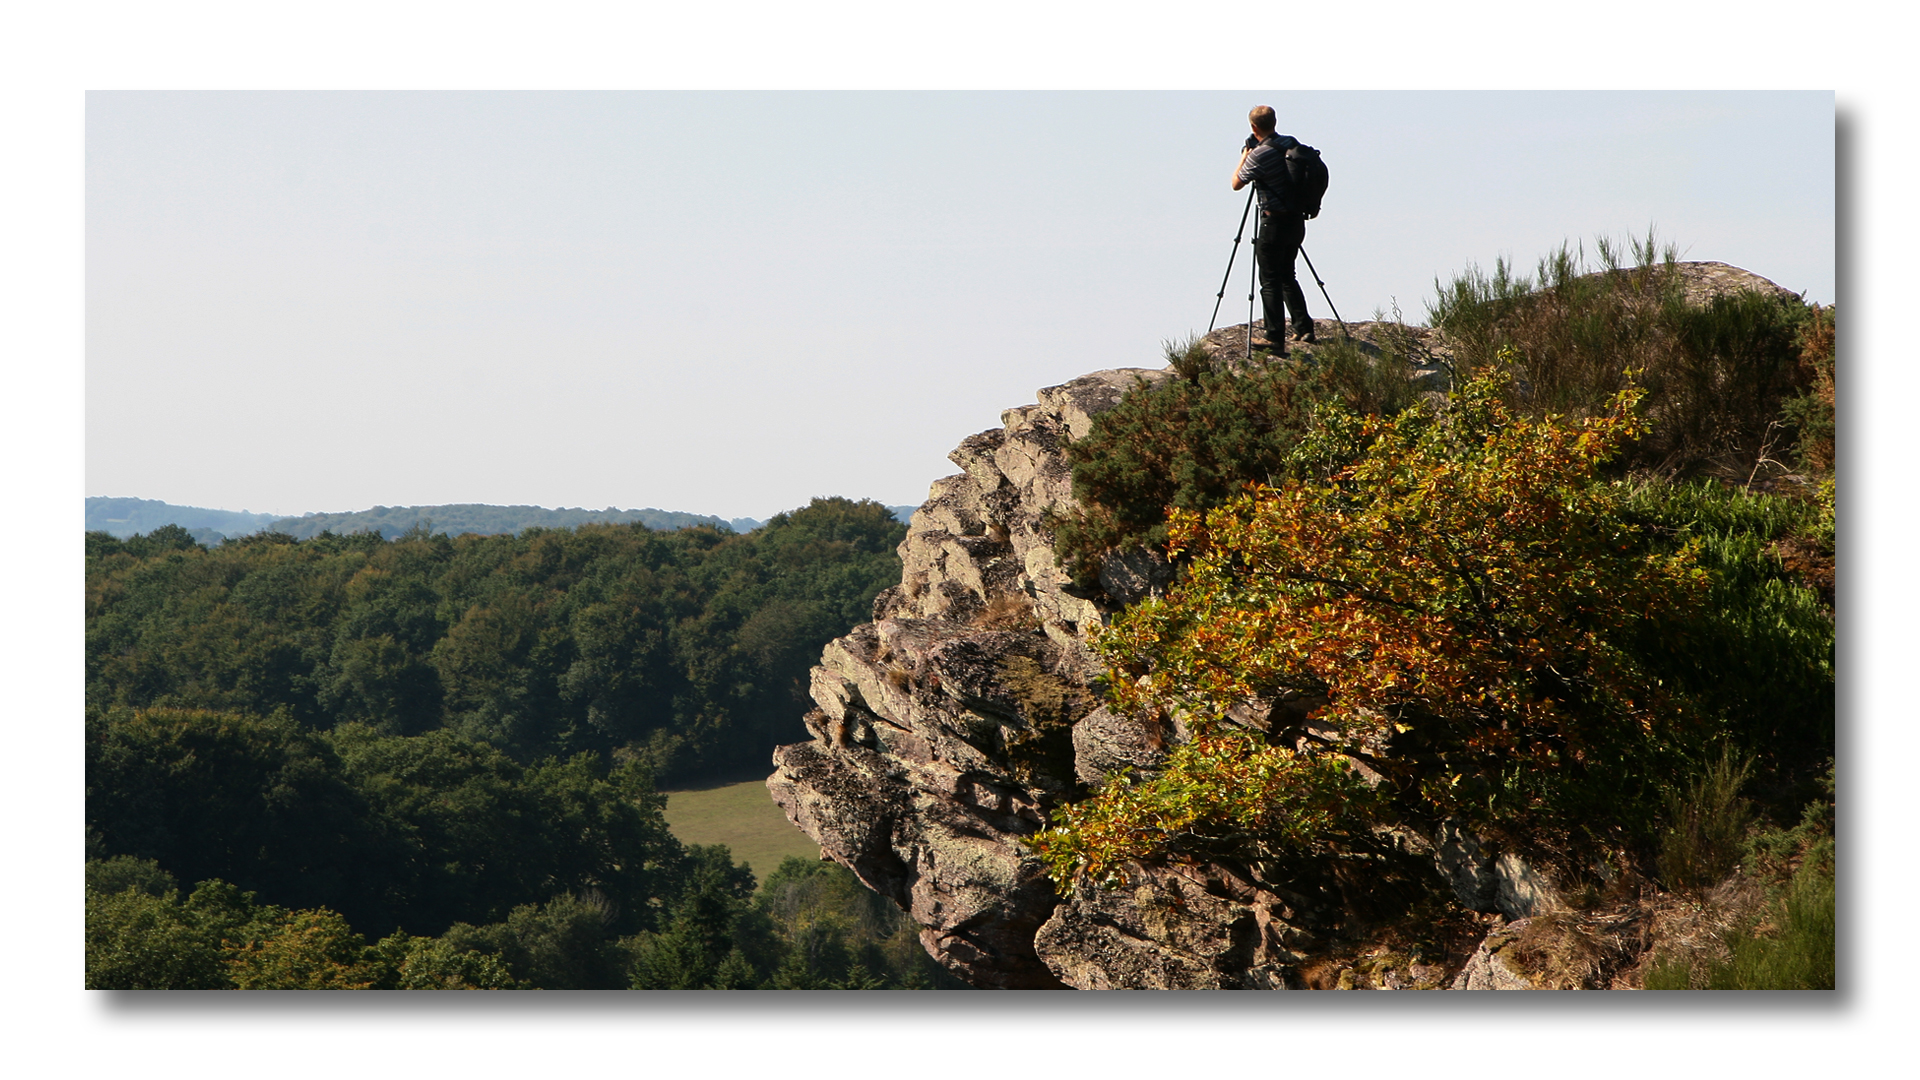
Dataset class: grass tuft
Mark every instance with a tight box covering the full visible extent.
[1657,750,1755,893]
[972,593,1039,633]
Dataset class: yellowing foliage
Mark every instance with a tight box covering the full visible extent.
[226,908,379,990]
[1032,370,1710,891]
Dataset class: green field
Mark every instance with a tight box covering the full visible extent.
[662,779,823,884]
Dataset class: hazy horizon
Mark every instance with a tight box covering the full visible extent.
[83,494,926,546]
[83,491,904,522]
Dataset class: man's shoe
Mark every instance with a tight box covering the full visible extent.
[1292,327,1317,344]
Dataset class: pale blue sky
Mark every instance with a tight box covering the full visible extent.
[87,90,1832,520]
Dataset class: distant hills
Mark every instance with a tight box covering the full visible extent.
[264,504,744,541]
[86,497,922,544]
[86,497,282,546]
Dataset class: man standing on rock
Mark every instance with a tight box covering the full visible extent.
[1232,105,1314,353]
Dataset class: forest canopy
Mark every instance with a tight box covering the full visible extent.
[87,496,906,784]
[85,497,963,989]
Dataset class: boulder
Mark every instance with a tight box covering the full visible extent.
[1033,862,1314,990]
[1433,821,1553,920]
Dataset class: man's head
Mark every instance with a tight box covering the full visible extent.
[1248,105,1277,136]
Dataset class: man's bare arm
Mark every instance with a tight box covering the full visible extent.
[1231,147,1251,190]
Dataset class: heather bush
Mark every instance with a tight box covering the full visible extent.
[1049,355,1322,591]
[1428,234,1816,477]
[1656,750,1755,893]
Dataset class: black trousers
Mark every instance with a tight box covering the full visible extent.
[1254,210,1312,340]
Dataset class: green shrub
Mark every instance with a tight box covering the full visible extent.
[1051,334,1420,592]
[1051,361,1315,590]
[1617,480,1834,808]
[1035,373,1712,888]
[1701,850,1835,989]
[1779,304,1835,475]
[1642,949,1693,990]
[1428,234,1675,400]
[1307,329,1422,419]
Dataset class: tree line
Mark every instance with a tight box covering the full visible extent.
[88,496,905,784]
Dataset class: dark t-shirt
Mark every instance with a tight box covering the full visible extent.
[1237,133,1301,214]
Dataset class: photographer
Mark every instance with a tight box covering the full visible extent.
[1231,105,1315,353]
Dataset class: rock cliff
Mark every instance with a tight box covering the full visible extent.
[767,367,1151,989]
[766,262,1801,990]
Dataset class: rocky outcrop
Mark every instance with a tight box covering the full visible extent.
[768,368,1169,989]
[766,348,1558,989]
[1032,861,1320,990]
[1669,260,1804,306]
[767,355,1436,988]
[770,264,1799,986]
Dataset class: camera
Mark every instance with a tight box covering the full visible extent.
[1244,134,1260,150]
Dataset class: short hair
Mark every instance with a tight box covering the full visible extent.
[1248,105,1276,134]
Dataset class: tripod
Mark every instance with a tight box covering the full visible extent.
[1208,188,1351,352]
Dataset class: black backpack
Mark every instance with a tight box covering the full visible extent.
[1283,142,1329,219]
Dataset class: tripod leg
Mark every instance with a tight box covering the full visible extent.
[1298,246,1351,341]
[1207,187,1257,335]
[1248,209,1260,361]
